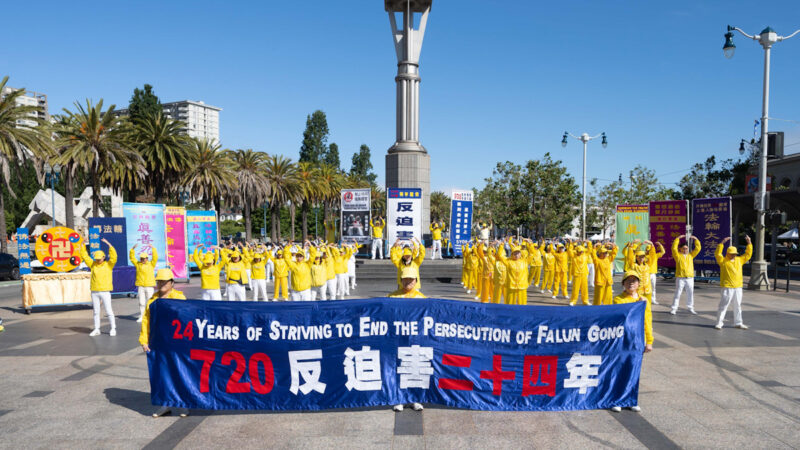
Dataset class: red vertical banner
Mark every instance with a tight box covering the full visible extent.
[648,200,688,269]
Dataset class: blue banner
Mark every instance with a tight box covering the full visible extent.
[16,227,32,275]
[449,191,473,257]
[147,298,645,411]
[186,210,218,269]
[123,203,168,270]
[691,197,732,271]
[88,226,102,257]
[88,218,129,266]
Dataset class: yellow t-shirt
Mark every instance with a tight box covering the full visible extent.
[138,289,187,346]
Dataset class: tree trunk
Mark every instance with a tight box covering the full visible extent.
[64,168,75,230]
[92,168,100,218]
[290,203,296,241]
[0,188,7,254]
[301,200,309,242]
[244,200,252,241]
[271,204,281,242]
[214,196,222,243]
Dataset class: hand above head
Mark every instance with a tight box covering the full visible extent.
[745,235,751,244]
[721,236,731,243]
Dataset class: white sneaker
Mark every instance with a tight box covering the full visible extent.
[552,296,557,299]
[466,290,471,294]
[412,402,423,411]
[714,323,723,330]
[136,316,143,323]
[669,309,677,315]
[610,406,622,412]
[89,329,101,337]
[735,324,749,330]
[630,405,641,412]
[109,329,117,337]
[474,296,480,300]
[393,404,404,412]
[651,299,659,305]
[688,308,697,315]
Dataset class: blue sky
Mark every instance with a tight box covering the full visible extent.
[3,0,800,195]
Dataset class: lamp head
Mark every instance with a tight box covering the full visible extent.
[561,132,568,148]
[723,27,736,59]
[739,140,746,155]
[601,132,608,149]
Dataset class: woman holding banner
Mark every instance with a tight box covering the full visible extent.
[130,243,157,323]
[78,237,118,337]
[611,270,652,413]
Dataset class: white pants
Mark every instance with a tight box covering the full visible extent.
[291,289,312,301]
[252,279,268,301]
[137,286,154,318]
[202,289,222,301]
[91,291,115,331]
[326,279,337,300]
[431,240,442,259]
[587,263,595,288]
[717,287,743,326]
[312,285,326,301]
[246,269,252,290]
[227,284,246,301]
[336,273,349,297]
[650,274,658,301]
[371,238,383,259]
[672,277,695,310]
[349,274,356,289]
[266,260,274,281]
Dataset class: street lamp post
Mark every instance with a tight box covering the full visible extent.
[723,25,800,290]
[43,162,61,227]
[562,131,607,240]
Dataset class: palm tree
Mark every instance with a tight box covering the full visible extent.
[0,76,51,252]
[263,155,299,242]
[128,111,194,203]
[296,162,323,241]
[183,138,236,210]
[430,191,450,224]
[371,185,386,219]
[316,163,344,224]
[55,99,145,217]
[47,115,80,229]
[228,149,269,241]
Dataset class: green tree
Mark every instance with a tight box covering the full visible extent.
[55,99,146,217]
[299,110,329,163]
[228,149,270,241]
[264,155,300,241]
[323,142,340,169]
[430,191,450,225]
[1,161,44,236]
[674,155,752,200]
[183,138,236,210]
[626,165,672,204]
[128,84,162,121]
[0,76,52,251]
[350,144,377,185]
[129,111,194,203]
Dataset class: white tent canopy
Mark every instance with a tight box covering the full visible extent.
[777,228,798,240]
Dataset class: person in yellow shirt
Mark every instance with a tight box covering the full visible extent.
[138,268,188,418]
[633,250,653,303]
[429,221,444,260]
[591,243,617,305]
[670,235,701,315]
[248,245,269,301]
[475,243,494,303]
[476,220,492,244]
[611,271,652,413]
[322,246,337,300]
[714,236,752,330]
[130,243,157,323]
[388,266,427,299]
[78,237,118,337]
[370,216,385,259]
[496,238,529,305]
[284,241,315,301]
[551,243,569,300]
[527,241,543,290]
[310,245,329,300]
[222,250,249,301]
[567,241,591,306]
[460,243,468,286]
[622,240,640,272]
[391,239,425,289]
[331,242,355,298]
[267,246,289,301]
[193,245,223,300]
[646,241,666,305]
[541,243,555,294]
[462,243,478,294]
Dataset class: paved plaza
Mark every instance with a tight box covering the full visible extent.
[0,265,799,449]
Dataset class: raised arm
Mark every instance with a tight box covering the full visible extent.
[690,236,701,258]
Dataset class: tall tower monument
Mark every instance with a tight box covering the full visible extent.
[385,0,431,234]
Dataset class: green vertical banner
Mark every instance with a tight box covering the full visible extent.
[614,204,650,272]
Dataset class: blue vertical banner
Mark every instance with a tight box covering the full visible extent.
[123,203,169,270]
[16,227,32,275]
[691,197,732,271]
[89,226,102,256]
[449,190,473,257]
[88,218,129,265]
[186,210,219,268]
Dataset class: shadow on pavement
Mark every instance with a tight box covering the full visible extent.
[105,388,154,416]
